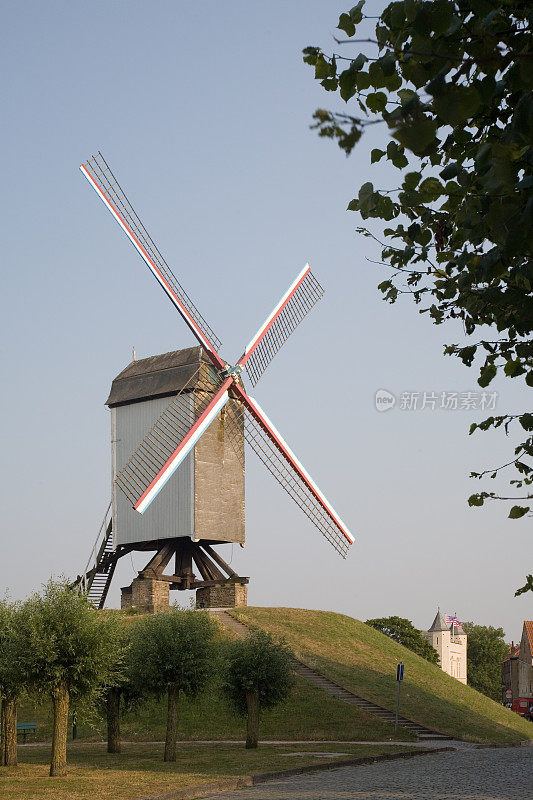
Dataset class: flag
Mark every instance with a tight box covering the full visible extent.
[445,614,461,625]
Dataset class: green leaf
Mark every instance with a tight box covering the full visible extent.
[302,47,320,66]
[519,413,533,431]
[339,68,358,102]
[366,91,387,113]
[351,53,368,71]
[386,141,409,168]
[315,55,331,80]
[371,148,385,163]
[526,371,533,387]
[478,363,497,388]
[419,177,443,198]
[355,71,371,90]
[458,345,476,366]
[397,89,417,105]
[338,12,356,36]
[321,77,338,91]
[504,359,524,377]
[434,87,481,127]
[508,505,529,519]
[468,494,485,507]
[392,116,438,156]
[404,171,421,189]
[440,163,459,180]
[378,51,396,76]
[347,199,359,211]
[349,1,365,23]
[428,0,454,34]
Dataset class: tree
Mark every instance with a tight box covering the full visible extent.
[0,600,25,767]
[365,616,439,664]
[462,621,508,699]
[221,631,294,749]
[129,609,215,762]
[101,617,139,754]
[303,1,533,591]
[18,580,121,776]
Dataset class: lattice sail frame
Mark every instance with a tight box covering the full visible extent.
[223,394,351,557]
[80,153,223,359]
[238,264,324,386]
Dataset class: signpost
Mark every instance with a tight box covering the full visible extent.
[394,662,404,736]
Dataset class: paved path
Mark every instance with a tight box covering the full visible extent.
[198,746,533,800]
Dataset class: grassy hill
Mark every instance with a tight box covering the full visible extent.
[230,607,532,744]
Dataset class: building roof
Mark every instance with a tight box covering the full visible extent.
[428,611,449,632]
[503,644,520,662]
[524,621,533,653]
[106,347,213,407]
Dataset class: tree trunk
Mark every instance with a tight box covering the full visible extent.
[0,695,4,767]
[245,690,260,749]
[164,684,180,762]
[106,688,121,754]
[50,681,69,777]
[2,695,18,766]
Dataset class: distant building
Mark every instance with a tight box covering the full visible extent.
[502,621,533,701]
[425,611,467,684]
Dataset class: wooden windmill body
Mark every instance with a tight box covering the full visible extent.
[107,347,247,611]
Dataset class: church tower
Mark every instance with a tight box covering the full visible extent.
[425,610,467,685]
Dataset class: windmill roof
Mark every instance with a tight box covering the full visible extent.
[106,346,213,407]
[428,611,449,632]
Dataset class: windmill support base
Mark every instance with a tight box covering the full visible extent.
[118,537,248,613]
[121,578,170,614]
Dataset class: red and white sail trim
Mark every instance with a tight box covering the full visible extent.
[239,264,311,366]
[134,378,233,514]
[80,158,225,371]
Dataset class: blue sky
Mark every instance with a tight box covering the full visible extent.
[1,0,530,641]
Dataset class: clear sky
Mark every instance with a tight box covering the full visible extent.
[1,0,530,642]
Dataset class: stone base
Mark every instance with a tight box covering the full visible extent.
[121,577,169,613]
[196,582,247,609]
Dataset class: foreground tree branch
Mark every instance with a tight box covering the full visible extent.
[304,0,532,590]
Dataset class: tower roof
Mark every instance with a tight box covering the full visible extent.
[428,611,449,632]
[106,346,212,407]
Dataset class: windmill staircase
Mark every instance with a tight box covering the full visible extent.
[211,610,453,742]
[74,503,118,609]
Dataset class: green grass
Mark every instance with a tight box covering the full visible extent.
[17,674,406,745]
[1,741,417,800]
[231,607,533,744]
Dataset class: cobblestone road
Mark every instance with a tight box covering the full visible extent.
[200,747,533,800]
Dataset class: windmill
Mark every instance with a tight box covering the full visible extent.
[76,152,354,610]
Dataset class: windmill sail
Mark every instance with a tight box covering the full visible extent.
[238,264,324,386]
[80,153,224,365]
[81,154,353,561]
